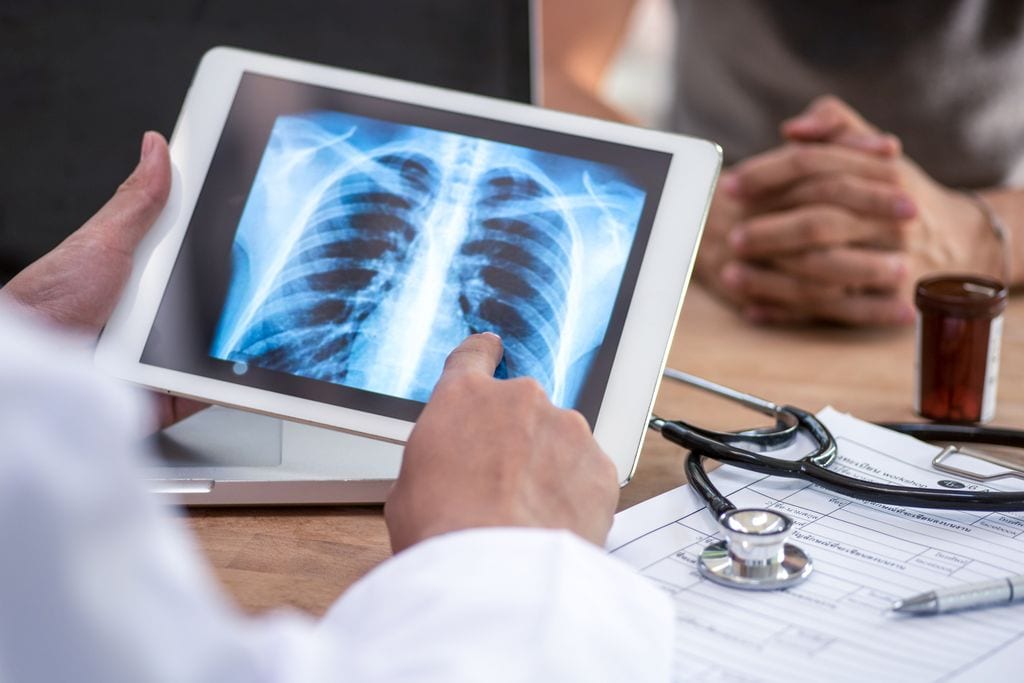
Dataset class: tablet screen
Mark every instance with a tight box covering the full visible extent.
[143,73,672,424]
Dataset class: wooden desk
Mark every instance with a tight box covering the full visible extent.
[186,284,1024,616]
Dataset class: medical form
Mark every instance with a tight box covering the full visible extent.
[610,408,1024,682]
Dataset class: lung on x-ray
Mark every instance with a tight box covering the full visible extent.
[210,111,647,408]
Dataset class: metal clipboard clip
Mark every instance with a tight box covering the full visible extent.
[932,445,1024,483]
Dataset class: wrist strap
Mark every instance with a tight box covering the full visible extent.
[965,190,1013,286]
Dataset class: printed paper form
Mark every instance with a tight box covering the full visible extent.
[609,408,1024,683]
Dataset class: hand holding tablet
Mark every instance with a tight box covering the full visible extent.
[95,47,720,484]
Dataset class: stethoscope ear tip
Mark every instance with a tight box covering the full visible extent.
[698,508,813,590]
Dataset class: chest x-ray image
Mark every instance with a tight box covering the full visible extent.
[210,111,647,408]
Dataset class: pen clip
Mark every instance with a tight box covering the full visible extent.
[932,444,1024,483]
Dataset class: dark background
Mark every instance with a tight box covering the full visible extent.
[0,0,533,282]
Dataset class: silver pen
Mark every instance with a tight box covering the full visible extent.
[892,575,1024,615]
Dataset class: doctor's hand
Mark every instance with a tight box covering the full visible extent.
[2,132,204,428]
[385,333,620,554]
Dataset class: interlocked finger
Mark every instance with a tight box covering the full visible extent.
[732,205,896,258]
[728,144,902,198]
[721,261,847,308]
[755,175,915,220]
[771,248,908,291]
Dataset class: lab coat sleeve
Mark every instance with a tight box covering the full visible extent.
[317,528,676,682]
[0,304,676,682]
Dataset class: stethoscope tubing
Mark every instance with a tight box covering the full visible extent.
[656,370,1024,514]
[658,412,1024,513]
[655,407,834,478]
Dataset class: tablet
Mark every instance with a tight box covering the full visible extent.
[96,47,720,483]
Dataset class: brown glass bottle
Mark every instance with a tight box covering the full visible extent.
[915,275,1007,423]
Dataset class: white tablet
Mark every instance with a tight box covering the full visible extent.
[96,47,720,483]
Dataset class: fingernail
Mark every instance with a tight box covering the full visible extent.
[846,135,888,153]
[720,173,741,196]
[720,262,744,289]
[140,131,157,161]
[728,227,746,250]
[481,331,502,342]
[893,196,917,219]
[891,257,908,278]
[784,115,817,132]
[865,134,901,156]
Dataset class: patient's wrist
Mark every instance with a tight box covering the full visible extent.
[963,190,1013,286]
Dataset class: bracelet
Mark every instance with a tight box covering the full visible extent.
[964,190,1013,286]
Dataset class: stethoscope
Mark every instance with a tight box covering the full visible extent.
[649,369,1024,591]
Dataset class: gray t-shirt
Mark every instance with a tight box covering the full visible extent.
[672,0,1024,188]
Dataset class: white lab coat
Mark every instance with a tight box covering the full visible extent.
[0,301,676,682]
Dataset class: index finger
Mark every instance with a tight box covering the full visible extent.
[732,205,885,259]
[730,144,899,198]
[440,332,504,379]
[781,95,880,140]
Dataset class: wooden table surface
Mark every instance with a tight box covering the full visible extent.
[185,283,1024,616]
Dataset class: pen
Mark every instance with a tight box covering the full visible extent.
[892,575,1024,615]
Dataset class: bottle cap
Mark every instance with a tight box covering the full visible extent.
[915,274,1007,319]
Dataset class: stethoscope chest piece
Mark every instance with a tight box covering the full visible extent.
[698,508,813,590]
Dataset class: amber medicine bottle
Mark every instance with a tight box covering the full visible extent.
[914,275,1007,423]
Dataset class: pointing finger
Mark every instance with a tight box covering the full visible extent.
[440,332,504,379]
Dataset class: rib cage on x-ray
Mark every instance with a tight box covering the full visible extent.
[212,113,645,407]
[229,153,439,386]
[457,169,571,394]
[228,147,573,399]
